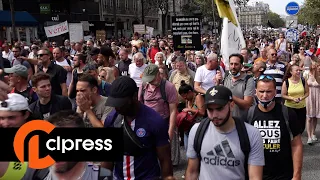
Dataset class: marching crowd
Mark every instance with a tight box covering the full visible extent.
[0,31,319,180]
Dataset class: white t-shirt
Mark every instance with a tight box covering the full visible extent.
[55,59,73,87]
[194,65,225,91]
[129,63,147,87]
[2,50,12,59]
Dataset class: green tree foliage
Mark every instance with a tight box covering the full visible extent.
[267,12,285,28]
[297,0,320,26]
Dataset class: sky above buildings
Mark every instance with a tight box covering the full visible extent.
[250,0,304,16]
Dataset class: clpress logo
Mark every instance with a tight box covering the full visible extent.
[11,120,122,169]
[13,120,56,169]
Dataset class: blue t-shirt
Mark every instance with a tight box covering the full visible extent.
[104,104,169,180]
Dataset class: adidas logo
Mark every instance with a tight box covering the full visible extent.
[203,140,241,167]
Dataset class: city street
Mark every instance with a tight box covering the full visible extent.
[173,122,320,180]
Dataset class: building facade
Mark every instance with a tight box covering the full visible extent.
[237,2,269,28]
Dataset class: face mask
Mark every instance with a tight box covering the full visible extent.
[257,97,275,109]
[231,72,241,78]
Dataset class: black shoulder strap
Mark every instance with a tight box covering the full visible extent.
[247,106,256,124]
[194,118,211,159]
[244,75,251,86]
[281,104,293,141]
[286,79,289,90]
[66,59,71,66]
[160,79,168,104]
[222,70,230,85]
[32,168,50,180]
[301,77,305,88]
[234,117,251,180]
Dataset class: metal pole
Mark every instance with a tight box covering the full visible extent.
[211,0,217,42]
[113,0,118,39]
[9,0,15,42]
[141,0,145,24]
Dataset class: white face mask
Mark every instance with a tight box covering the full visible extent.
[231,72,241,78]
[257,96,275,109]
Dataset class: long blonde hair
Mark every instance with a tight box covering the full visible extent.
[103,67,115,83]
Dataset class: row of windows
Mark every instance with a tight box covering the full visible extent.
[102,0,138,10]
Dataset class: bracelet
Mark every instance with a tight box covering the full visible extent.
[0,162,28,180]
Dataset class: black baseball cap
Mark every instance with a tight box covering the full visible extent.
[205,86,233,106]
[90,48,100,56]
[105,76,138,107]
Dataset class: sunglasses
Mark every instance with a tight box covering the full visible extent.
[271,53,277,56]
[99,75,105,78]
[38,54,48,57]
[52,44,57,46]
[258,75,274,80]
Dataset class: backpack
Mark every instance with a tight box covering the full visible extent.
[285,77,305,90]
[10,87,35,104]
[140,79,168,105]
[247,104,293,141]
[31,166,111,180]
[194,117,250,180]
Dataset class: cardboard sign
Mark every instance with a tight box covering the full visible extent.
[44,21,69,38]
[96,30,106,41]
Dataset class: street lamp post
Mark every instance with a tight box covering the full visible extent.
[9,0,16,41]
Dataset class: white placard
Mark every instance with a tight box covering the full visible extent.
[146,26,154,36]
[69,23,84,43]
[44,21,69,38]
[133,24,146,34]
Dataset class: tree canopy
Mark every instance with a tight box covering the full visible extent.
[297,0,320,26]
[267,11,285,28]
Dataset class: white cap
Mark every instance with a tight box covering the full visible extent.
[0,93,29,111]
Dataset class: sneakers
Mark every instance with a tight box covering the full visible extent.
[307,138,313,145]
[312,135,318,142]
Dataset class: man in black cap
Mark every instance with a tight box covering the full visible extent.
[185,86,264,180]
[103,76,173,180]
[89,47,100,64]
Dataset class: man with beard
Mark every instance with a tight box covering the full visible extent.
[97,46,119,78]
[103,76,173,180]
[216,54,254,118]
[185,86,264,180]
[68,54,86,110]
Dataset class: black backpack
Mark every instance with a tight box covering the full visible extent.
[140,79,168,105]
[194,117,251,180]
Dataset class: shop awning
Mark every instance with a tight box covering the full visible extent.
[0,11,38,27]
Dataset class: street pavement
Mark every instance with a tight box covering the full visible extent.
[173,121,320,180]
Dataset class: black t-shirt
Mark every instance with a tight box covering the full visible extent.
[118,59,132,76]
[13,86,38,104]
[250,47,260,56]
[39,101,51,120]
[247,103,300,180]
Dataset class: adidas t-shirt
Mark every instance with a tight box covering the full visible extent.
[187,121,265,180]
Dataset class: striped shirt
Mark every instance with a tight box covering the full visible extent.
[263,61,286,97]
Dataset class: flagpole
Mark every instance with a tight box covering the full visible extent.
[211,0,217,43]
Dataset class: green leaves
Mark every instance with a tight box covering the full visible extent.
[267,12,285,28]
[297,0,320,26]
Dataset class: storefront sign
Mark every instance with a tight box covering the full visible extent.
[40,4,51,14]
[96,30,106,41]
[44,21,69,38]
[172,16,201,50]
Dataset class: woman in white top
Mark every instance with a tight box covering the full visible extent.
[129,52,148,88]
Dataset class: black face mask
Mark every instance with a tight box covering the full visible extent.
[212,106,231,127]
